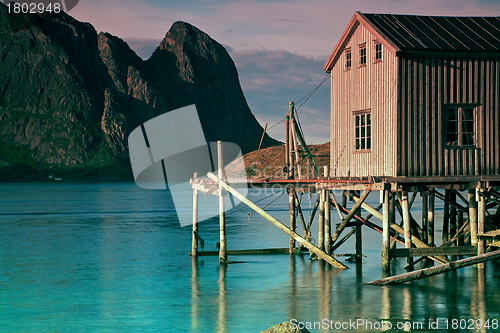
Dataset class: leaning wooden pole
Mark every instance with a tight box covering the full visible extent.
[469,189,478,246]
[206,172,347,269]
[217,142,227,263]
[366,249,500,285]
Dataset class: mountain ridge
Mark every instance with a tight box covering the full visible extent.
[0,4,279,181]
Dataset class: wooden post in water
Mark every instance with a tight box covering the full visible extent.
[401,190,413,268]
[191,172,199,257]
[217,141,227,263]
[422,189,428,243]
[324,166,331,253]
[382,187,391,271]
[443,190,450,243]
[478,189,485,269]
[469,189,478,246]
[355,198,362,262]
[428,191,435,247]
[450,191,457,249]
[318,188,325,252]
[289,188,296,253]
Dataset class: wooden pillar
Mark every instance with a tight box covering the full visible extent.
[324,167,331,253]
[382,188,391,271]
[457,211,464,247]
[401,190,413,268]
[218,141,227,263]
[478,189,485,269]
[191,172,199,257]
[355,201,362,262]
[469,189,478,246]
[318,189,325,252]
[422,189,428,244]
[389,192,397,250]
[450,191,457,248]
[285,115,290,179]
[442,190,450,243]
[289,188,296,253]
[428,191,435,266]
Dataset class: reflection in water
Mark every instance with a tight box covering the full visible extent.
[217,264,227,333]
[190,258,199,333]
[188,255,500,332]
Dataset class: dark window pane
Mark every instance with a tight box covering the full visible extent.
[463,133,474,145]
[447,133,458,145]
[367,138,371,149]
[355,127,360,138]
[367,114,371,125]
[361,127,365,137]
[356,139,360,149]
[447,121,458,133]
[361,139,365,149]
[361,114,365,126]
[463,120,474,133]
[355,115,359,126]
[367,125,371,138]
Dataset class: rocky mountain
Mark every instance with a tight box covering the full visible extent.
[0,4,279,181]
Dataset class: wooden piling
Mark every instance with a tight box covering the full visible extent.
[289,188,296,253]
[318,190,325,252]
[422,190,428,243]
[355,203,362,262]
[450,191,457,249]
[428,191,435,247]
[217,141,227,264]
[382,188,391,271]
[324,167,331,253]
[469,189,478,246]
[478,189,485,269]
[191,172,199,257]
[401,190,413,268]
[443,190,450,243]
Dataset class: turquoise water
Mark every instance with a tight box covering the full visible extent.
[1,183,499,332]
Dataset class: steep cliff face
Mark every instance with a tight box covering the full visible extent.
[0,4,278,181]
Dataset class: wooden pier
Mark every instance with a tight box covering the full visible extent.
[188,105,500,282]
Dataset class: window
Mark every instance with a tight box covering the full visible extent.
[445,105,476,147]
[374,42,382,61]
[359,45,366,66]
[345,49,352,69]
[354,111,371,150]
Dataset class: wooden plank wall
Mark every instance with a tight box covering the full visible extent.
[330,24,398,177]
[396,57,500,177]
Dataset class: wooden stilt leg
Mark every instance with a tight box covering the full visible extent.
[355,205,362,262]
[289,188,296,253]
[191,172,199,257]
[443,190,450,243]
[401,190,413,269]
[478,189,485,270]
[218,142,227,264]
[382,188,391,271]
[318,190,325,252]
[422,189,428,243]
[324,167,331,254]
[469,189,478,246]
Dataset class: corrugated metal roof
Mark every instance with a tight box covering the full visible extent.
[363,13,500,52]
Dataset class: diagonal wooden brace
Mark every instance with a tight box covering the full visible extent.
[330,190,371,245]
[207,172,347,269]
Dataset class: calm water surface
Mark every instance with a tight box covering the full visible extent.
[1,183,499,332]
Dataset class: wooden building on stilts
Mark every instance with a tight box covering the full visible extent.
[190,12,500,281]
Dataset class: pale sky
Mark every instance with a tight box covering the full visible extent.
[71,0,500,144]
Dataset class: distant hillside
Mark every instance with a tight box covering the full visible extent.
[0,4,279,182]
[226,142,330,180]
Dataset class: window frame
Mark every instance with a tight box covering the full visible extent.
[345,48,352,71]
[444,104,478,148]
[358,43,367,67]
[374,41,382,63]
[353,109,371,152]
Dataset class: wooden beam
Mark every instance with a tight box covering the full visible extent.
[330,190,371,245]
[391,246,477,257]
[401,190,413,267]
[366,249,500,285]
[207,172,348,269]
